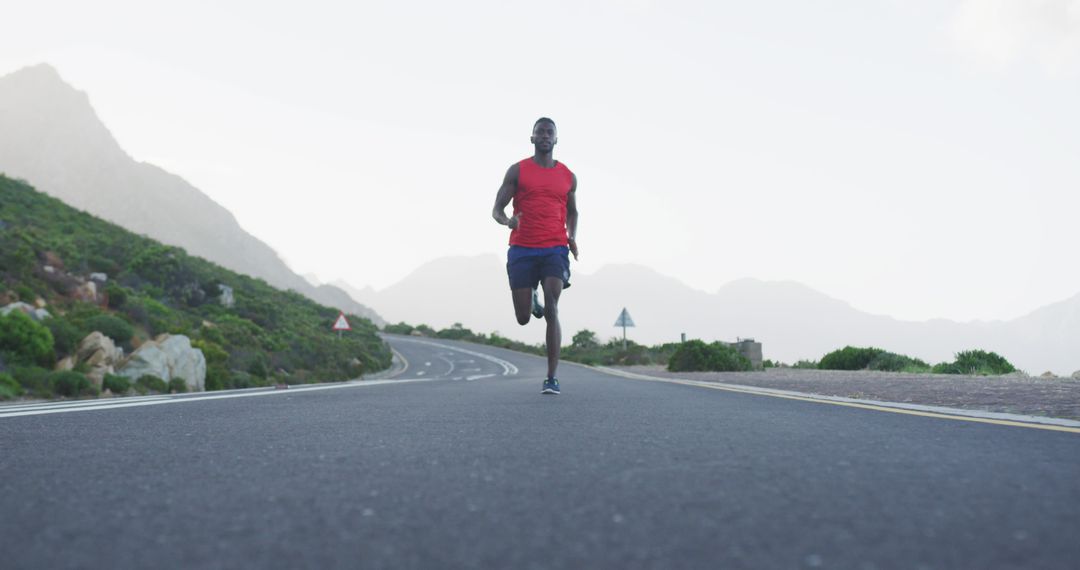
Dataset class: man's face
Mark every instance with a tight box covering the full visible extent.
[531,122,557,152]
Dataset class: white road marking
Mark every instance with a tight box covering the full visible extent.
[392,338,519,376]
[0,378,440,419]
[466,374,495,381]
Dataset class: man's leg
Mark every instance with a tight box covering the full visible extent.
[540,276,564,379]
[511,288,533,326]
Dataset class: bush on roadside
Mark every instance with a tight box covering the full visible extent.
[933,350,1016,375]
[382,322,414,335]
[102,374,131,395]
[84,314,134,345]
[668,340,752,372]
[818,346,884,370]
[792,360,819,369]
[0,310,55,367]
[867,351,931,373]
[50,370,95,398]
[11,365,51,398]
[44,316,83,359]
[0,372,22,399]
[168,378,188,393]
[136,374,168,394]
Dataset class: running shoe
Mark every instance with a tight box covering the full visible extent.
[541,377,560,395]
[531,288,544,319]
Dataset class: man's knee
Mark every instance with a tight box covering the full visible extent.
[516,313,530,326]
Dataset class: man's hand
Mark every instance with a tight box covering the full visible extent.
[508,214,520,230]
[568,236,579,260]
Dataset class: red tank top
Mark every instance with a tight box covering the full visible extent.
[509,158,574,248]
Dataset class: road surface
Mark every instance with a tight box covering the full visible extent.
[2,334,1078,569]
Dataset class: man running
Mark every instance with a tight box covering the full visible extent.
[491,117,578,395]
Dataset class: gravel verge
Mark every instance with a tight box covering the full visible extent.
[608,365,1080,421]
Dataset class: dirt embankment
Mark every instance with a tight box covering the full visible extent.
[609,365,1080,421]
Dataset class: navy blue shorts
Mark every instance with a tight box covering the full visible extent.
[506,245,571,290]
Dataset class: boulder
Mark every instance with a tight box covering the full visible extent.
[55,356,75,371]
[117,334,206,392]
[77,332,123,368]
[1040,371,1057,379]
[1072,371,1080,380]
[90,272,108,283]
[160,335,207,392]
[1,302,50,322]
[74,332,124,388]
[119,342,170,383]
[72,281,98,303]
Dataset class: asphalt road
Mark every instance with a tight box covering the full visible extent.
[2,334,1079,569]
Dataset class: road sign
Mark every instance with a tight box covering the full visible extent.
[332,312,351,331]
[614,308,635,350]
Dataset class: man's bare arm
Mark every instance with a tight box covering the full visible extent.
[566,173,579,260]
[492,164,520,228]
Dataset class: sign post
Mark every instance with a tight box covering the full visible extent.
[332,311,351,339]
[613,308,635,350]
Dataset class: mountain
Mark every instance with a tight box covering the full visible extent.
[0,64,382,325]
[354,255,1080,375]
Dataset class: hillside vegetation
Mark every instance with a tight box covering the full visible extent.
[0,174,389,398]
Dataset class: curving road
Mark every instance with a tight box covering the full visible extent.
[2,334,1079,569]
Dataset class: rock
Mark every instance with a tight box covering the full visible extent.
[1040,371,1057,379]
[75,332,125,388]
[1073,371,1080,380]
[90,272,108,283]
[218,284,235,308]
[119,342,170,382]
[117,334,206,392]
[56,356,75,371]
[1,302,35,315]
[1,302,50,322]
[160,335,206,392]
[77,332,122,368]
[43,265,55,273]
[34,297,46,308]
[72,281,98,303]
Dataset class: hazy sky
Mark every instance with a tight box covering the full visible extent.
[3,0,1078,322]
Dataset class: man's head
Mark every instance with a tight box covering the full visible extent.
[531,117,557,152]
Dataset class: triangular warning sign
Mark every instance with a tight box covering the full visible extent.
[613,308,635,327]
[332,312,351,331]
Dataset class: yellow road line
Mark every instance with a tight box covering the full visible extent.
[596,367,1080,435]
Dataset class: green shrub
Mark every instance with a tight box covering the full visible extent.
[106,285,128,309]
[11,365,51,397]
[102,374,131,394]
[0,310,55,367]
[84,314,134,344]
[168,377,188,393]
[136,374,168,394]
[668,340,752,372]
[792,360,819,369]
[867,351,930,373]
[44,316,83,359]
[383,322,414,335]
[50,370,94,397]
[933,350,1016,375]
[0,372,22,399]
[819,346,884,370]
[15,284,36,302]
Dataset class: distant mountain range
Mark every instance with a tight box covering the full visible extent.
[0,64,382,325]
[353,254,1080,375]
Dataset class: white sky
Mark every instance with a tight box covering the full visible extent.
[2,0,1078,322]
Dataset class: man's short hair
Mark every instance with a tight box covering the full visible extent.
[533,117,556,130]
